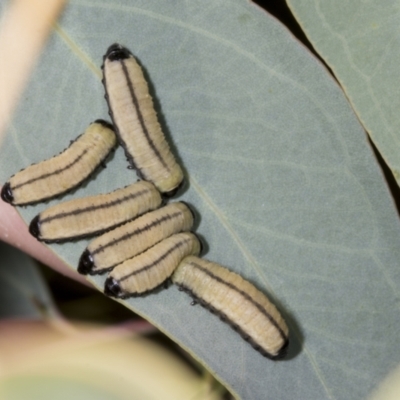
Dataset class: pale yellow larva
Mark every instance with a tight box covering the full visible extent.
[78,201,194,275]
[1,120,117,206]
[29,181,162,243]
[172,256,289,360]
[102,44,183,196]
[104,232,201,298]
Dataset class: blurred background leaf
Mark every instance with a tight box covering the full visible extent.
[0,0,400,399]
[287,0,400,186]
[0,320,224,400]
[0,241,57,319]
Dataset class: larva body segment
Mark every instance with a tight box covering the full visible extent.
[172,256,289,360]
[29,181,162,243]
[104,232,201,298]
[78,201,194,275]
[102,43,183,195]
[1,121,117,206]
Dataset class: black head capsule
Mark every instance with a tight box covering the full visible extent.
[105,43,132,61]
[29,215,41,239]
[93,119,114,130]
[1,182,14,204]
[104,277,123,298]
[77,250,95,275]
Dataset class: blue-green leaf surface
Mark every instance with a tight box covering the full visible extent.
[0,1,399,399]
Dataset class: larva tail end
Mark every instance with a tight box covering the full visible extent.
[105,43,131,61]
[179,200,195,221]
[1,182,14,204]
[29,215,41,239]
[268,338,289,360]
[191,232,204,255]
[162,180,184,198]
[93,119,114,130]
[104,277,123,298]
[77,250,95,275]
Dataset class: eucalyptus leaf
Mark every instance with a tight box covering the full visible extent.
[0,1,400,399]
[286,0,400,186]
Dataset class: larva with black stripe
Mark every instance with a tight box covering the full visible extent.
[1,120,117,206]
[102,43,184,196]
[28,181,162,243]
[78,201,194,275]
[104,232,201,298]
[172,256,289,360]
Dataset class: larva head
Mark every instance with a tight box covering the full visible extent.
[1,182,14,204]
[93,119,114,131]
[77,250,95,275]
[29,215,41,239]
[104,277,123,298]
[105,43,132,61]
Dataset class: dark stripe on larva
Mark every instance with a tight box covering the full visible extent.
[187,260,288,346]
[118,237,191,283]
[120,60,169,171]
[91,210,183,256]
[11,148,89,190]
[40,187,150,224]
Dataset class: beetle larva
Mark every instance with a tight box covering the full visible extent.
[104,232,201,298]
[172,256,289,360]
[29,181,162,243]
[1,120,117,206]
[102,43,184,196]
[78,201,194,275]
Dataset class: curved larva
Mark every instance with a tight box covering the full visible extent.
[104,232,201,298]
[1,120,117,206]
[78,201,194,275]
[172,256,289,360]
[28,181,162,243]
[102,43,184,196]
